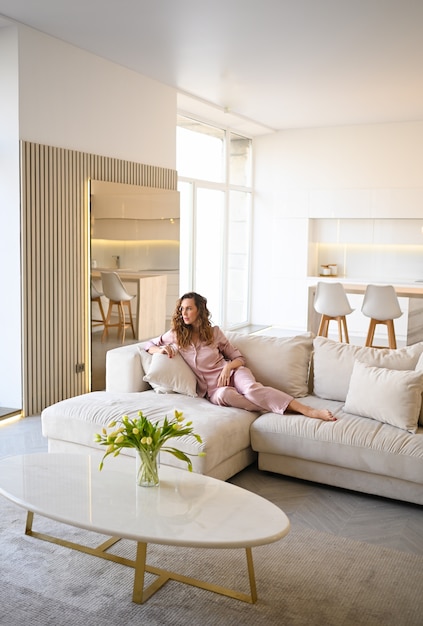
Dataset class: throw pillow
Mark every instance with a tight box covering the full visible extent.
[141,351,198,397]
[313,337,362,401]
[313,336,423,402]
[415,352,423,427]
[139,347,153,377]
[344,360,423,433]
[225,332,313,398]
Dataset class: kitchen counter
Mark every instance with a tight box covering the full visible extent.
[308,279,423,345]
[308,275,423,289]
[91,270,167,340]
[93,267,177,275]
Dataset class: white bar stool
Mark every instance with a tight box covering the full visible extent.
[314,281,354,343]
[361,284,402,349]
[101,272,136,343]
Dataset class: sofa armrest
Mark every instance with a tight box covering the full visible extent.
[105,342,150,393]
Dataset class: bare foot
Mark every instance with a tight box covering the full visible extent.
[307,408,337,421]
[287,399,337,421]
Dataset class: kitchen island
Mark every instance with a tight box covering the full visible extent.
[308,279,423,345]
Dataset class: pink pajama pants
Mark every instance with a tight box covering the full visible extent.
[208,366,293,415]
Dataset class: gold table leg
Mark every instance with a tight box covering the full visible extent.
[246,547,257,603]
[25,511,258,604]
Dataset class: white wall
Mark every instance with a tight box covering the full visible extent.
[18,25,176,168]
[253,122,423,329]
[0,26,21,408]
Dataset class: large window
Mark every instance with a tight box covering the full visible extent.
[177,119,225,183]
[177,115,252,328]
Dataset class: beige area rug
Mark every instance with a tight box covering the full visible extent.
[1,496,422,626]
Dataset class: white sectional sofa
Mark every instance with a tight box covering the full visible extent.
[41,332,423,504]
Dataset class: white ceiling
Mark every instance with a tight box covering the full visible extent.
[1,0,423,136]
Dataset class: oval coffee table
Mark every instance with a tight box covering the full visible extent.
[0,453,290,604]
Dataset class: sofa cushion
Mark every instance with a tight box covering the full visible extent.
[414,352,423,426]
[313,337,423,402]
[225,332,313,398]
[344,360,423,433]
[41,390,257,476]
[250,396,423,486]
[140,351,198,397]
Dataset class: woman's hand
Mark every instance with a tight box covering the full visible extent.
[148,345,177,358]
[217,358,244,386]
[162,345,176,358]
[218,362,233,387]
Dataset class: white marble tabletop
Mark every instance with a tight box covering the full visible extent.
[0,454,290,549]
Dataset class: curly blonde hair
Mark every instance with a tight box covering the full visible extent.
[171,292,213,348]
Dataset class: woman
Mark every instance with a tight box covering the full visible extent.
[145,292,336,421]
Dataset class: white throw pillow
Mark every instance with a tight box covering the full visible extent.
[415,352,423,427]
[141,352,198,397]
[139,347,153,375]
[313,336,423,402]
[313,337,362,401]
[344,360,423,433]
[360,343,423,370]
[225,332,313,398]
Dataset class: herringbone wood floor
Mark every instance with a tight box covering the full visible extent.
[230,464,423,556]
[1,415,422,556]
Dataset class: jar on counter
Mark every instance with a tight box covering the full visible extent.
[319,265,331,276]
[328,264,338,276]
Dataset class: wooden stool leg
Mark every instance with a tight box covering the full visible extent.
[337,317,343,342]
[126,301,136,338]
[98,299,106,325]
[365,319,377,347]
[319,314,350,343]
[102,302,113,342]
[341,316,350,343]
[91,297,107,328]
[318,315,330,337]
[118,301,126,344]
[386,320,397,349]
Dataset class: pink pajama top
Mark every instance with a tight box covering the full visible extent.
[144,326,245,399]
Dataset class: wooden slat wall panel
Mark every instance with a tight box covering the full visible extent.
[21,141,177,415]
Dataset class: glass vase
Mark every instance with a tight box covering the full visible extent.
[136,448,160,487]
